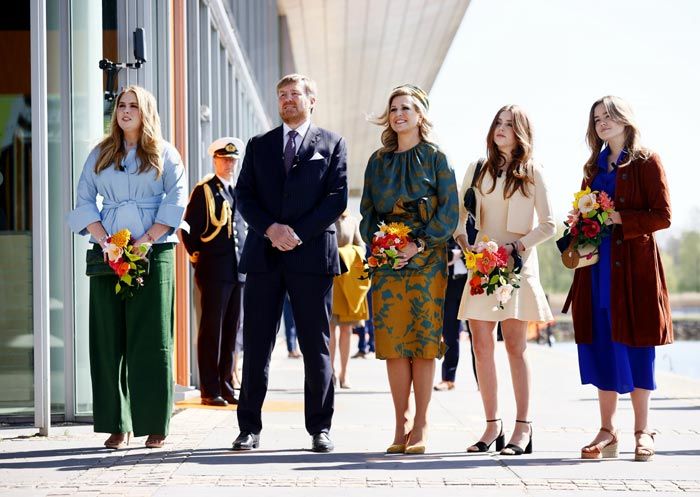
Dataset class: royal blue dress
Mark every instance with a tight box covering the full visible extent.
[577,148,656,394]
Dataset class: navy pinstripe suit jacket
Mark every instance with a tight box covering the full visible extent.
[234,124,348,275]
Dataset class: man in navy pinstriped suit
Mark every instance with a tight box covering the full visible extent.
[232,74,348,453]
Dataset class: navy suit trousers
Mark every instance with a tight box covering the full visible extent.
[237,270,334,435]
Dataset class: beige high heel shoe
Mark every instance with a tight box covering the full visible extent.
[386,431,410,454]
[145,435,166,449]
[104,432,131,450]
[405,429,426,454]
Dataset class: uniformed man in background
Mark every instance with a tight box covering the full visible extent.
[181,137,246,406]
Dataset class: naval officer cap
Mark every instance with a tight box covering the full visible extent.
[208,137,244,158]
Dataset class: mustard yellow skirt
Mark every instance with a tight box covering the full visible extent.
[371,266,447,360]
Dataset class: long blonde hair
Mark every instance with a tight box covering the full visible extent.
[475,104,534,199]
[372,85,435,159]
[583,95,650,180]
[94,85,163,178]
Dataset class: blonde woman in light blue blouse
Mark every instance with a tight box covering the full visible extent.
[68,85,187,450]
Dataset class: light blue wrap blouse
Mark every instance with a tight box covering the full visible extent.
[68,141,188,243]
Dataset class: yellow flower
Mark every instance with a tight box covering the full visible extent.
[383,222,412,238]
[572,186,592,210]
[464,251,477,270]
[110,229,131,248]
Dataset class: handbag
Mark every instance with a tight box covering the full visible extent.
[463,158,485,245]
[560,240,599,269]
[85,244,151,277]
[85,245,113,277]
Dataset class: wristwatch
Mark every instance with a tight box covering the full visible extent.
[415,238,426,253]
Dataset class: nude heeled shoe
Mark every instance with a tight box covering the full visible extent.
[145,435,166,449]
[386,432,410,454]
[104,432,131,450]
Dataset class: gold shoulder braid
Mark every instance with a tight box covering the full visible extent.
[200,183,232,243]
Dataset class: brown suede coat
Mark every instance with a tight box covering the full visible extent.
[565,152,673,347]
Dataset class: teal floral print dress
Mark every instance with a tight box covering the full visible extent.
[360,142,459,359]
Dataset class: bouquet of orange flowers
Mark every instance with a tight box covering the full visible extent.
[465,236,521,311]
[102,228,151,298]
[560,187,616,268]
[362,221,412,279]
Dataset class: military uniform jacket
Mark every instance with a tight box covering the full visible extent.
[182,175,243,283]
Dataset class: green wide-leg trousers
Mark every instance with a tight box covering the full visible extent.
[88,243,175,437]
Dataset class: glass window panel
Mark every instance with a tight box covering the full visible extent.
[0,2,33,419]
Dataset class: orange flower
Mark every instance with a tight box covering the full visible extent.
[367,256,379,267]
[110,229,131,248]
[115,261,131,277]
[384,222,412,238]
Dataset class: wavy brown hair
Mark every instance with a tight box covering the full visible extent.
[371,85,435,159]
[94,85,163,178]
[475,105,534,199]
[583,95,650,180]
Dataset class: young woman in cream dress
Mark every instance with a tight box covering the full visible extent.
[454,105,555,456]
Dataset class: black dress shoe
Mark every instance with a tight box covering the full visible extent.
[222,394,239,405]
[311,432,334,453]
[232,431,260,450]
[201,396,228,407]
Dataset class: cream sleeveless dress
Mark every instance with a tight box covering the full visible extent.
[457,170,554,322]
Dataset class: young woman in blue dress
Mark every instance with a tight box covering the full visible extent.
[567,96,673,461]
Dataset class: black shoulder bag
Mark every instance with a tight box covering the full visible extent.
[463,158,485,245]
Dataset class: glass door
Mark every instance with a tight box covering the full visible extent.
[69,0,114,417]
[0,3,34,420]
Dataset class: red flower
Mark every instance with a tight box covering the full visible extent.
[495,246,509,267]
[367,256,379,268]
[570,224,579,236]
[476,251,497,275]
[469,275,485,295]
[582,218,601,238]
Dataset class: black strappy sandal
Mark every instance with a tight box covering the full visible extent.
[500,420,532,456]
[467,418,504,453]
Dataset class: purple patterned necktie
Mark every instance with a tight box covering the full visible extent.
[283,129,298,174]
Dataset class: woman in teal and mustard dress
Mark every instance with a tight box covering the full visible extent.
[360,85,458,454]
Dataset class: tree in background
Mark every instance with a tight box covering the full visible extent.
[676,231,700,292]
[537,235,574,295]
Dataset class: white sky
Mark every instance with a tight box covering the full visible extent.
[430,0,700,238]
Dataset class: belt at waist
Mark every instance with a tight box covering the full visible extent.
[102,196,161,210]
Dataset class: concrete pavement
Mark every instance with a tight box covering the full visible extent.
[1,337,699,496]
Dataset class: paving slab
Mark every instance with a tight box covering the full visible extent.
[1,338,699,496]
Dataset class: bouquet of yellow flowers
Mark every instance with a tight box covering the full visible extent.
[559,186,616,268]
[465,236,521,311]
[102,229,151,298]
[361,221,412,279]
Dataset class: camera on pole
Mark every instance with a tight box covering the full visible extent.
[98,28,147,102]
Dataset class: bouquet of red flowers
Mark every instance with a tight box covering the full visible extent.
[361,221,412,279]
[465,236,521,310]
[560,187,616,268]
[102,228,151,298]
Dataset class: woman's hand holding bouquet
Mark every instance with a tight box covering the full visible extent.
[103,228,151,298]
[465,236,521,311]
[560,187,616,268]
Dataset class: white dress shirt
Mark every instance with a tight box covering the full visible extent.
[282,119,311,153]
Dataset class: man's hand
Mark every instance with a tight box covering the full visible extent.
[266,223,301,251]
